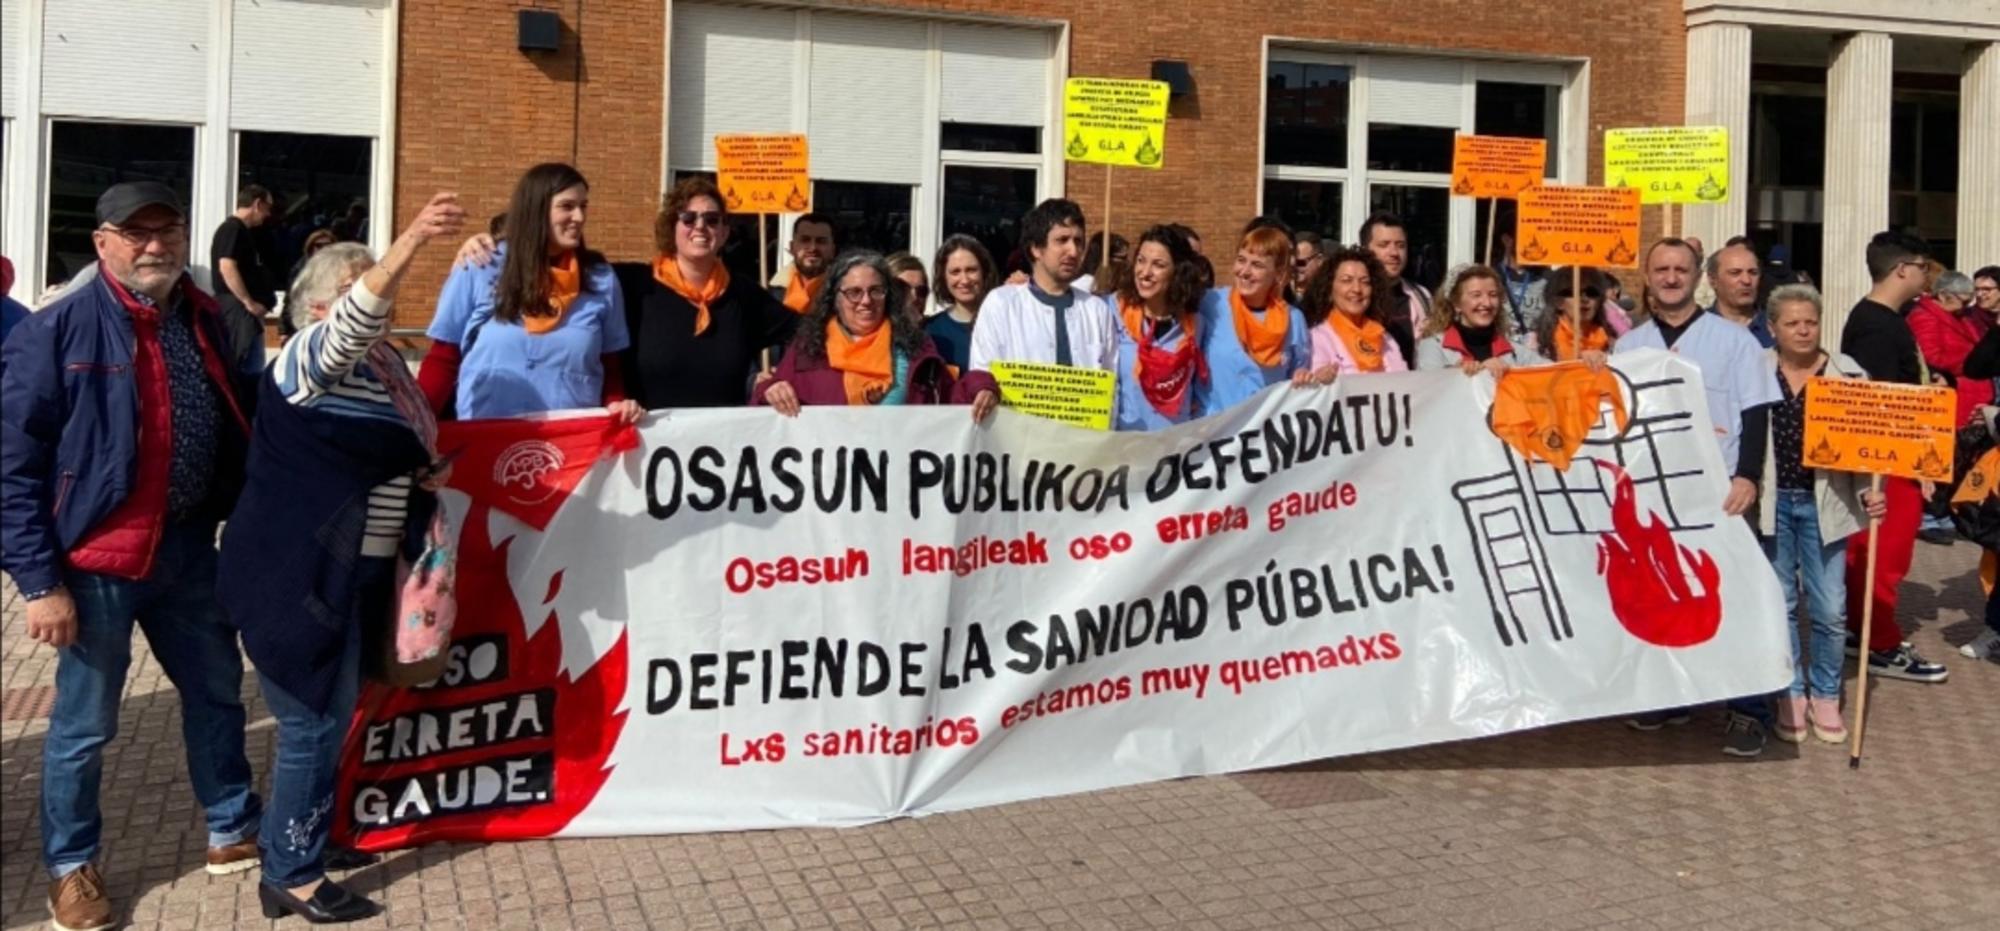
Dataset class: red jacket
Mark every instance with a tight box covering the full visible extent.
[67,275,250,580]
[1909,295,1995,426]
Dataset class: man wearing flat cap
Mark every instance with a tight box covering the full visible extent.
[0,181,265,931]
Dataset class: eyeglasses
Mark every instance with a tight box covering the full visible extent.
[98,224,187,248]
[838,285,889,303]
[677,211,724,229]
[1974,285,1999,295]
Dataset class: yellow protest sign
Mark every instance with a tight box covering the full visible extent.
[991,362,1117,430]
[1063,78,1169,170]
[1604,126,1730,205]
[714,134,810,214]
[1515,185,1642,268]
[1451,135,1547,199]
[1804,378,1958,483]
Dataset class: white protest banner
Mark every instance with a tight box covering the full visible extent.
[336,350,1787,847]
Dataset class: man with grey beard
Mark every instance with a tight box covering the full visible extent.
[1,182,264,931]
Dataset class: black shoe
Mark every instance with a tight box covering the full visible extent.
[1625,709,1692,731]
[1918,527,1957,546]
[258,880,381,924]
[1867,643,1949,683]
[322,847,380,872]
[1720,712,1767,758]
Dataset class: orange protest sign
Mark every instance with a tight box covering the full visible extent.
[1803,378,1957,482]
[1514,185,1641,268]
[715,134,810,214]
[1451,135,1547,199]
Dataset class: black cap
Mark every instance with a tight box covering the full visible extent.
[95,181,187,226]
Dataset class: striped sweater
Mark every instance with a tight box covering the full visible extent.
[271,278,415,557]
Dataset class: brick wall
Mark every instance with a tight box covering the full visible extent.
[393,0,665,329]
[395,0,1683,325]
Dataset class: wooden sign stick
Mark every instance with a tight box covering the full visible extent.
[1848,472,1884,769]
[1103,163,1114,283]
[1484,198,1498,268]
[1570,264,1583,360]
[759,217,772,374]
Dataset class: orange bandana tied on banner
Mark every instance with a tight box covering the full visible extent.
[1490,363,1629,469]
[826,318,895,405]
[523,252,582,335]
[1327,311,1387,373]
[1552,315,1610,361]
[1229,288,1290,369]
[783,268,825,315]
[653,256,731,336]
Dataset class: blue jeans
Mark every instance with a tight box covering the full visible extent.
[42,521,261,876]
[1762,487,1848,699]
[255,556,381,888]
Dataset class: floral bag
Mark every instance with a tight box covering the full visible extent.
[371,341,459,687]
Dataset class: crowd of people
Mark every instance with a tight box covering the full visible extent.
[2,163,1996,929]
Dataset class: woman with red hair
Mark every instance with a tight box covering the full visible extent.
[1192,226,1318,414]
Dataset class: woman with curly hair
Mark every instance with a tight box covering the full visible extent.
[752,250,957,413]
[1113,225,1210,430]
[1303,245,1407,377]
[1533,266,1615,367]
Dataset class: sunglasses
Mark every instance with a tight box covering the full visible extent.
[677,211,724,229]
[98,224,188,248]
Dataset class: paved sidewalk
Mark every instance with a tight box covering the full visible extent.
[4,542,1997,931]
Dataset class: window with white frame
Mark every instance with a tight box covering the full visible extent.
[1262,50,1576,290]
[6,0,391,303]
[668,3,1058,279]
[45,121,196,290]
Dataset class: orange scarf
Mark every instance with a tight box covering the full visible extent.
[1552,315,1611,361]
[524,252,582,335]
[782,267,824,315]
[826,318,895,405]
[653,256,730,335]
[1229,288,1290,368]
[1327,311,1387,373]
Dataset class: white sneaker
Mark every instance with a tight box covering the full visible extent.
[1959,629,2000,660]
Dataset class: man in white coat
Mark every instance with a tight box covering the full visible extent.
[1616,236,1783,759]
[962,198,1119,422]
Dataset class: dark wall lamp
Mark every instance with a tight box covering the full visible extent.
[1151,60,1194,98]
[518,9,561,53]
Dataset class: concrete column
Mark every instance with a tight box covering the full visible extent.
[1960,42,2000,269]
[1682,22,1752,252]
[1821,32,1894,340]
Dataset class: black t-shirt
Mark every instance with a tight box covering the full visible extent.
[617,263,799,409]
[1840,298,1921,385]
[211,216,276,307]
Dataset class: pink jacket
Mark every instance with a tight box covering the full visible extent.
[1309,320,1410,375]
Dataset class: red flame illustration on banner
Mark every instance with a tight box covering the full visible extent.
[1593,462,1722,648]
[335,416,636,849]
